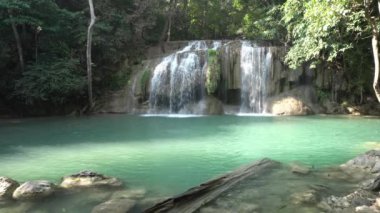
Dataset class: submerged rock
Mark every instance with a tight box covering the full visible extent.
[290,190,320,205]
[91,198,136,213]
[12,180,57,200]
[0,177,19,200]
[111,188,146,200]
[290,163,312,175]
[60,171,122,188]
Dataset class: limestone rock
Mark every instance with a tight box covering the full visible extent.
[60,171,122,188]
[270,97,312,116]
[91,198,136,213]
[0,177,19,200]
[12,180,56,200]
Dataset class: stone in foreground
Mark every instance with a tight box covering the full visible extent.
[0,177,19,200]
[60,171,122,188]
[91,198,136,213]
[12,180,56,200]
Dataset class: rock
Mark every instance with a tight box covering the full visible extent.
[363,176,380,192]
[0,177,19,200]
[322,100,346,114]
[376,198,380,209]
[325,190,376,210]
[290,163,311,175]
[182,96,224,115]
[0,202,35,213]
[341,150,380,174]
[60,171,122,188]
[290,190,319,205]
[270,97,312,116]
[138,197,167,209]
[238,203,260,212]
[111,189,146,200]
[12,180,56,200]
[91,198,136,213]
[356,205,380,213]
[199,207,232,213]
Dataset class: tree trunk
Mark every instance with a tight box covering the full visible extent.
[365,0,380,102]
[371,31,380,102]
[8,9,24,72]
[87,0,96,109]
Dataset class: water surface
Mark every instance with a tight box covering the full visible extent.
[0,115,379,199]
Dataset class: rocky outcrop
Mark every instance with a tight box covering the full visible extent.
[0,177,19,200]
[91,198,136,213]
[12,180,56,200]
[340,150,380,174]
[266,86,321,115]
[60,171,122,188]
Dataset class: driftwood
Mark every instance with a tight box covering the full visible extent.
[144,158,279,213]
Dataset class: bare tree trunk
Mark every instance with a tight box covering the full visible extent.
[8,9,24,72]
[371,30,380,102]
[87,0,96,109]
[365,0,380,102]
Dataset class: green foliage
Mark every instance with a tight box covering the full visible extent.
[140,69,151,93]
[13,59,85,105]
[283,0,365,69]
[206,49,220,95]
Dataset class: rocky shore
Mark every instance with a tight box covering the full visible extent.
[2,151,380,213]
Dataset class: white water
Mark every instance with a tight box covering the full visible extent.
[149,41,220,113]
[240,41,273,113]
[149,40,277,114]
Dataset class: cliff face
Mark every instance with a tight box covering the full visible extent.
[99,40,326,114]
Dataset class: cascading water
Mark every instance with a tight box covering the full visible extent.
[240,41,273,113]
[148,40,279,115]
[149,41,221,113]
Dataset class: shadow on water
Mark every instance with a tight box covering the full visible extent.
[0,114,280,155]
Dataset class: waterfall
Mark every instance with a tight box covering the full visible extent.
[147,40,278,115]
[240,41,273,113]
[149,41,217,113]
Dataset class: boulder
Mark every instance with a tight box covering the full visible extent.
[0,177,19,200]
[340,150,380,174]
[91,198,136,213]
[270,97,312,116]
[60,171,122,188]
[12,180,56,200]
[266,86,321,116]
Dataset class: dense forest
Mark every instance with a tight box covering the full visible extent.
[0,0,379,115]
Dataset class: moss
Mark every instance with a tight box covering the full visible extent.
[140,69,151,96]
[206,50,221,95]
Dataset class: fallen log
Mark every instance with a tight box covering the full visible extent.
[144,158,280,213]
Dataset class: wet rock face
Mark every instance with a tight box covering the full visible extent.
[60,171,123,188]
[12,180,56,200]
[0,177,19,200]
